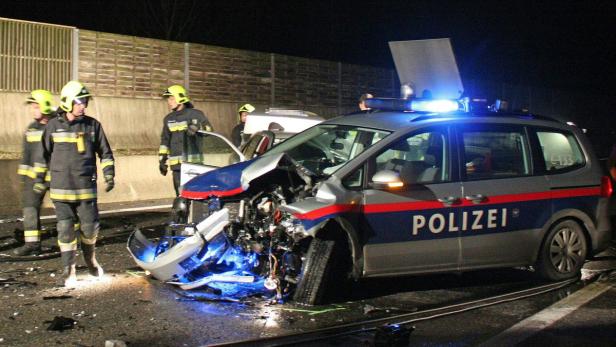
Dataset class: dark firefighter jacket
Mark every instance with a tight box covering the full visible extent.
[36,112,115,202]
[18,120,50,183]
[159,106,212,171]
[231,122,245,147]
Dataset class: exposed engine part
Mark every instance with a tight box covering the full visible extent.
[128,166,316,298]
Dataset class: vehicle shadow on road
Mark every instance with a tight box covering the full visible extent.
[344,268,547,303]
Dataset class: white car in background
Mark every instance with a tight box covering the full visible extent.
[180,108,324,186]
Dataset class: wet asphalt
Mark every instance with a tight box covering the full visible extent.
[1,209,615,347]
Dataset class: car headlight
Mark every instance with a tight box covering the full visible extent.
[279,212,309,241]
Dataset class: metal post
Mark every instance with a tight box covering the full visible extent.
[391,69,396,97]
[270,53,276,106]
[337,62,342,115]
[71,28,79,80]
[184,42,190,90]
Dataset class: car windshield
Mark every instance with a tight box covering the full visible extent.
[264,124,390,176]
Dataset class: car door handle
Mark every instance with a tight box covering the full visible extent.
[437,196,460,206]
[464,194,486,204]
[186,170,201,176]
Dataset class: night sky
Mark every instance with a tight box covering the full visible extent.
[1,0,615,94]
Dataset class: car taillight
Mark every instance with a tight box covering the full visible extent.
[601,176,613,198]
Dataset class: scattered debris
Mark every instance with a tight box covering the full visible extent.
[46,316,77,331]
[363,304,418,315]
[363,304,376,315]
[43,295,73,300]
[280,305,347,316]
[0,277,37,287]
[174,291,241,304]
[374,324,414,347]
[125,270,147,278]
[105,340,127,347]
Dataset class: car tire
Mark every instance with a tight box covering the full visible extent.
[536,219,587,281]
[293,238,337,305]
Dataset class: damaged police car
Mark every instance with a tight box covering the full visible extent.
[128,98,612,305]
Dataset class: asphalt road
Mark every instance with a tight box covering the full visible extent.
[1,210,615,347]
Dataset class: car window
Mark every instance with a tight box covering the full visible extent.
[242,131,275,159]
[373,129,449,184]
[536,130,584,172]
[461,126,531,180]
[183,132,241,167]
[242,134,263,159]
[265,125,390,176]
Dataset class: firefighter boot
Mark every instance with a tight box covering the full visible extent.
[13,242,41,256]
[58,250,77,287]
[81,243,104,278]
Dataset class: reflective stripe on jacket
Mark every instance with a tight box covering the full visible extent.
[159,107,212,171]
[18,121,48,181]
[37,113,114,202]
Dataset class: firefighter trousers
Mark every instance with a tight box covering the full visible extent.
[172,170,181,196]
[22,178,46,242]
[54,200,100,254]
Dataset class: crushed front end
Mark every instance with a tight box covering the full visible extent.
[127,154,315,300]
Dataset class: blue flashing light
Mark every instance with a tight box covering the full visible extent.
[410,99,460,113]
[362,97,461,113]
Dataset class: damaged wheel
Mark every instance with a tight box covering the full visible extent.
[293,236,350,305]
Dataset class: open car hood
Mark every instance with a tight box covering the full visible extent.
[180,153,289,200]
[389,38,464,99]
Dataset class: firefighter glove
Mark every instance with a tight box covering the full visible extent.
[159,162,168,176]
[33,182,46,194]
[187,123,199,136]
[104,175,114,192]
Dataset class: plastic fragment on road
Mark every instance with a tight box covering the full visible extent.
[46,316,77,331]
[42,295,73,300]
[169,273,255,290]
[280,304,347,316]
[374,324,414,347]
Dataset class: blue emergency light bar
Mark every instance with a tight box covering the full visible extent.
[410,99,460,113]
[364,97,462,113]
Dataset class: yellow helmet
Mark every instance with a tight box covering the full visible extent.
[162,85,190,104]
[238,103,255,114]
[26,89,54,115]
[59,81,91,112]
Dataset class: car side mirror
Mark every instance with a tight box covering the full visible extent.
[370,170,404,190]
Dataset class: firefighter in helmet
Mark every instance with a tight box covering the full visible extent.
[36,81,115,286]
[13,90,56,256]
[231,103,255,147]
[159,85,212,196]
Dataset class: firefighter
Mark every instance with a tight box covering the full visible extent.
[231,103,255,147]
[609,144,616,181]
[358,93,374,111]
[13,90,55,256]
[36,81,115,286]
[159,85,212,196]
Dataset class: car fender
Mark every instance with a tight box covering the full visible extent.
[537,208,599,260]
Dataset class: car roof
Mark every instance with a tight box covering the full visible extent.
[322,110,572,133]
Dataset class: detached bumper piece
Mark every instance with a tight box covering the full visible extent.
[127,208,258,291]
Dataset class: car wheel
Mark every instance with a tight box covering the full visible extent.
[293,238,337,305]
[536,220,587,281]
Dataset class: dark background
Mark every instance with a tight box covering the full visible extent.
[1,0,615,94]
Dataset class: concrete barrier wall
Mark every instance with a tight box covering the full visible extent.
[1,92,340,153]
[0,92,266,152]
[0,155,176,216]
